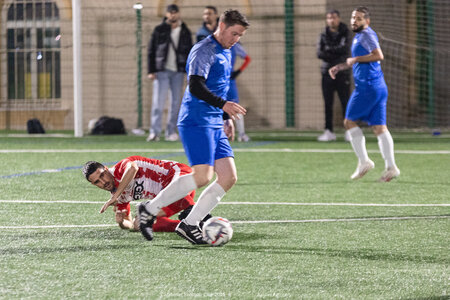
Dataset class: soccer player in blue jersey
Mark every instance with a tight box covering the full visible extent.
[137,9,249,244]
[329,6,400,182]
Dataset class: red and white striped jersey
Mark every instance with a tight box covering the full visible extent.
[108,155,192,204]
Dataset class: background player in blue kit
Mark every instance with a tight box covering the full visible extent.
[329,6,400,182]
[228,42,251,142]
[137,9,249,244]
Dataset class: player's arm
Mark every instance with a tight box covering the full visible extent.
[347,48,384,65]
[189,75,246,119]
[329,48,384,79]
[328,62,351,79]
[99,161,139,213]
[231,55,251,79]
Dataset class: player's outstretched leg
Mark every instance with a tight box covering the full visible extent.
[137,202,156,241]
[175,220,207,244]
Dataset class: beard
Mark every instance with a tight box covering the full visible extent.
[352,25,364,33]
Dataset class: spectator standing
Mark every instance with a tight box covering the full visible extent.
[147,4,192,142]
[196,6,219,42]
[317,9,352,142]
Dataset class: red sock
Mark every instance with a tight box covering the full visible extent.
[152,217,180,232]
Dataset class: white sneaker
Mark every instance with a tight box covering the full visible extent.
[146,132,160,142]
[165,133,179,142]
[351,159,375,180]
[318,130,336,142]
[344,131,351,142]
[131,128,146,136]
[379,166,400,182]
[237,134,250,142]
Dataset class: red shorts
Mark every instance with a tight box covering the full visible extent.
[116,190,195,217]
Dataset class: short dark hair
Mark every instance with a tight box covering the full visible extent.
[354,6,370,19]
[205,6,217,14]
[166,4,179,13]
[327,9,340,17]
[82,161,104,181]
[219,9,250,29]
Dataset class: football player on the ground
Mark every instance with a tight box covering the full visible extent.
[82,156,208,232]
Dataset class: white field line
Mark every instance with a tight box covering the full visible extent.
[0,200,449,207]
[3,133,449,139]
[0,215,448,229]
[0,224,116,229]
[0,148,449,154]
[234,215,450,224]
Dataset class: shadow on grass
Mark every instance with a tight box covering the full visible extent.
[222,243,449,265]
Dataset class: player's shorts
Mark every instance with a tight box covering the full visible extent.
[226,79,239,103]
[116,191,195,218]
[345,78,388,126]
[178,126,234,166]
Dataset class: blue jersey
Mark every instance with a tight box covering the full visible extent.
[230,42,247,71]
[227,43,248,102]
[351,27,384,84]
[177,35,232,128]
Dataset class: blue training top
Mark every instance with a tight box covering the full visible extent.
[351,27,384,84]
[227,42,248,102]
[177,35,232,128]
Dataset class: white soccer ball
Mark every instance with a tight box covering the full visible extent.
[202,217,233,246]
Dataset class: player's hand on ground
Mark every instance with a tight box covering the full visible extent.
[222,102,246,120]
[99,197,117,213]
[224,119,235,141]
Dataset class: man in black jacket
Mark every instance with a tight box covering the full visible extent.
[317,9,352,142]
[147,4,193,142]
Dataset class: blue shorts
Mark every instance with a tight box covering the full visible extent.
[345,79,388,126]
[178,126,234,166]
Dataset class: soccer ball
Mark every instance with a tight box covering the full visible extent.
[202,217,233,246]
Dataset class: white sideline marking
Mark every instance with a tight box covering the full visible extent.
[0,200,449,207]
[234,215,450,224]
[0,215,448,229]
[0,148,449,154]
[222,202,450,207]
[0,224,116,229]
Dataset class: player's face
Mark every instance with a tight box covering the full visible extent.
[217,23,246,49]
[88,167,115,192]
[203,8,217,25]
[351,11,368,33]
[326,13,340,30]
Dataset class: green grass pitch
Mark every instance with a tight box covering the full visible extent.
[0,131,449,299]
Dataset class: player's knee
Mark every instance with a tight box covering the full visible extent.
[344,119,356,130]
[228,173,238,186]
[194,173,213,188]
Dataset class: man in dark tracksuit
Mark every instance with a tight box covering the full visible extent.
[147,4,193,142]
[317,9,352,142]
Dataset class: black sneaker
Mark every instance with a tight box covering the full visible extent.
[178,205,212,229]
[137,202,156,241]
[175,220,207,245]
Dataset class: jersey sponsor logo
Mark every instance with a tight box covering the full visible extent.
[133,181,144,200]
